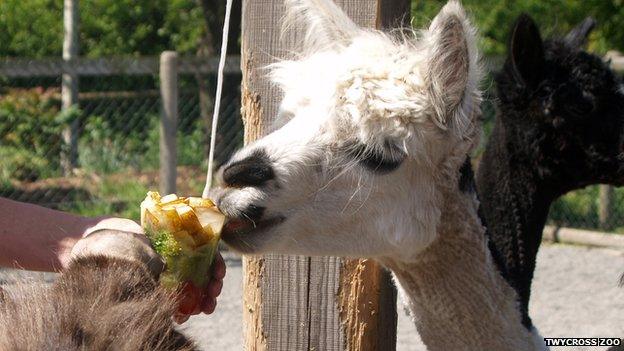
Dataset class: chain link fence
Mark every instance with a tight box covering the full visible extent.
[0,55,623,232]
[0,56,243,220]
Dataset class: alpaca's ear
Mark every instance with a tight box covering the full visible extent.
[564,17,596,49]
[424,1,480,132]
[283,0,361,53]
[508,14,545,89]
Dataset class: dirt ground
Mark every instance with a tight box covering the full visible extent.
[1,243,623,350]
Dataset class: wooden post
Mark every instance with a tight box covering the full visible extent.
[338,5,410,350]
[241,1,409,350]
[598,185,614,231]
[61,0,79,175]
[598,55,621,232]
[159,51,178,195]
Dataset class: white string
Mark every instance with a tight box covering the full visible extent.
[203,0,234,198]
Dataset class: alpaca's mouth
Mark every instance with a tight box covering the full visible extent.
[221,216,285,242]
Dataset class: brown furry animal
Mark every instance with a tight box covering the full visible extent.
[0,231,196,351]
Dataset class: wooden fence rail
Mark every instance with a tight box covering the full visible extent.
[0,56,241,78]
[0,54,240,198]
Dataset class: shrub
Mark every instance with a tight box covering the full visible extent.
[0,146,51,181]
[178,118,207,167]
[79,114,159,173]
[0,88,64,181]
[550,186,599,228]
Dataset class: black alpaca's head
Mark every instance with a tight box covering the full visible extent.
[497,14,624,190]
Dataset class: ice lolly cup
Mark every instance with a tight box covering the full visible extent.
[140,191,225,289]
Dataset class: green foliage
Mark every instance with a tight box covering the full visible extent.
[0,88,63,180]
[411,0,624,56]
[549,186,624,233]
[0,146,50,181]
[79,114,159,174]
[80,0,205,57]
[0,89,207,180]
[178,119,207,167]
[0,0,63,57]
[0,0,205,57]
[550,186,599,228]
[3,0,623,58]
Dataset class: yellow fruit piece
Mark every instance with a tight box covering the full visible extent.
[161,206,183,232]
[188,197,215,208]
[142,210,160,232]
[140,191,225,243]
[160,193,180,203]
[172,230,196,251]
[196,207,224,227]
[176,205,207,246]
[140,191,161,228]
[196,207,225,241]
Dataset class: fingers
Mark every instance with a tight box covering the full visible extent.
[174,313,190,324]
[200,295,217,314]
[208,278,224,297]
[213,253,226,280]
[177,282,201,315]
[174,279,223,321]
[198,279,221,314]
[173,256,226,322]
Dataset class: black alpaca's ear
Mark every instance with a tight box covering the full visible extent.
[508,14,545,89]
[564,17,596,49]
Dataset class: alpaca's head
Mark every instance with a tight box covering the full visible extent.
[496,15,624,190]
[214,0,482,260]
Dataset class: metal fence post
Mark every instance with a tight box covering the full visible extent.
[61,0,79,175]
[159,51,178,195]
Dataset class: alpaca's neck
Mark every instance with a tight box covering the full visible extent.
[382,187,541,351]
[476,121,560,328]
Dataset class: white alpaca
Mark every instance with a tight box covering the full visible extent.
[214,1,546,350]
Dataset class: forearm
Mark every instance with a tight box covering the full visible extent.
[0,197,107,271]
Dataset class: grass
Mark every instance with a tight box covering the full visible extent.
[60,178,149,220]
[49,166,207,221]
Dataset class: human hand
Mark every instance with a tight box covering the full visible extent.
[77,217,226,322]
[173,251,226,323]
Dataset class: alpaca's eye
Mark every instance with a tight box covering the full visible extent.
[347,141,406,173]
[561,88,595,117]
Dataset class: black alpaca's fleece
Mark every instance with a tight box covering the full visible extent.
[476,14,624,329]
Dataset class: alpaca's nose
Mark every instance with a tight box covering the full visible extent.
[222,150,275,187]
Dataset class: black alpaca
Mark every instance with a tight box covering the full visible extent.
[477,14,624,329]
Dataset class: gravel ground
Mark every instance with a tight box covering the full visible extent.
[1,243,623,350]
[185,244,624,351]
